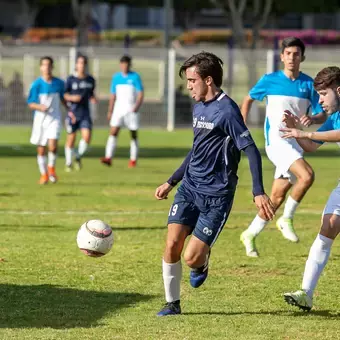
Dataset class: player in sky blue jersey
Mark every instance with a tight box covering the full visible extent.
[154,52,275,316]
[101,55,144,168]
[280,67,340,311]
[240,37,327,257]
[64,55,97,172]
[27,56,65,184]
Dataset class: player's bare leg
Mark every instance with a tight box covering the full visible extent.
[101,126,120,166]
[276,158,314,242]
[158,223,191,317]
[241,178,291,256]
[129,130,138,168]
[47,139,58,183]
[37,145,48,184]
[284,213,340,311]
[65,132,76,172]
[184,235,211,288]
[75,128,91,170]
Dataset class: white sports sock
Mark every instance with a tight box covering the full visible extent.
[246,214,269,236]
[283,196,299,219]
[302,234,333,298]
[130,139,139,161]
[37,155,47,175]
[105,135,117,159]
[77,139,88,158]
[48,152,57,167]
[65,147,73,166]
[162,259,182,303]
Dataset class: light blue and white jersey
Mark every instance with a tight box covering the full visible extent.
[27,77,64,119]
[110,71,143,112]
[315,111,340,147]
[249,71,323,146]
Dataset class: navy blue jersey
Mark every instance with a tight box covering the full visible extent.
[65,75,95,119]
[183,92,255,196]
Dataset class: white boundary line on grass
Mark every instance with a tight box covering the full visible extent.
[0,209,322,215]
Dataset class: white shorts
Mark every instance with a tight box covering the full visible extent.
[265,140,303,183]
[110,111,140,131]
[30,112,61,146]
[323,183,340,216]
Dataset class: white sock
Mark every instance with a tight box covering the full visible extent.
[246,214,269,236]
[162,259,182,303]
[65,147,73,166]
[283,196,299,219]
[130,139,139,161]
[77,139,88,158]
[37,155,47,175]
[105,135,117,159]
[48,151,57,167]
[302,234,333,298]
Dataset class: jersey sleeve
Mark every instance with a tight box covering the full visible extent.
[90,77,96,97]
[222,104,255,150]
[249,75,268,101]
[65,77,72,93]
[314,116,335,144]
[27,81,39,104]
[309,86,323,115]
[134,73,143,92]
[59,79,65,98]
[110,75,117,94]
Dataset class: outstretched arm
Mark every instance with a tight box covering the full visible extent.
[240,95,254,123]
[155,149,192,200]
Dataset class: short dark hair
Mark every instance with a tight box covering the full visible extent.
[40,56,54,66]
[77,54,88,65]
[314,66,340,91]
[120,55,131,64]
[281,37,305,56]
[179,51,224,87]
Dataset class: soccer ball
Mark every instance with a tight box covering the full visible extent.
[77,220,114,257]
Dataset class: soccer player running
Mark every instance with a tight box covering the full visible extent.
[154,52,275,316]
[101,55,144,168]
[240,37,326,257]
[282,66,340,311]
[28,56,65,184]
[64,55,97,171]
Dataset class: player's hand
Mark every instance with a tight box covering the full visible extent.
[300,115,313,127]
[90,97,98,104]
[107,112,112,121]
[40,104,49,112]
[68,111,76,124]
[280,127,308,140]
[71,95,82,103]
[155,182,173,200]
[282,110,300,128]
[254,194,275,221]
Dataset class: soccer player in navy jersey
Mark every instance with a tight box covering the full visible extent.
[64,55,97,171]
[154,52,275,316]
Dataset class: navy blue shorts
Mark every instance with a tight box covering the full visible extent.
[65,116,92,134]
[167,184,234,247]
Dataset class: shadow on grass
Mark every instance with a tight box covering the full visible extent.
[0,284,154,328]
[184,309,340,318]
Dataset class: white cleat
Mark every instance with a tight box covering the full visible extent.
[276,216,299,243]
[284,290,313,311]
[240,231,259,257]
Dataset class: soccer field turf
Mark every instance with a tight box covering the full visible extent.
[0,126,340,339]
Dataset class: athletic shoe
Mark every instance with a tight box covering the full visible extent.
[65,165,73,173]
[128,160,137,168]
[39,174,49,185]
[284,290,313,311]
[190,251,210,288]
[240,231,259,257]
[276,217,299,242]
[157,300,181,316]
[47,166,58,184]
[100,157,112,167]
[74,157,82,171]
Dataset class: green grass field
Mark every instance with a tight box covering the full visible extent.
[1,126,340,339]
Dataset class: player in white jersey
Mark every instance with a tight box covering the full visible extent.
[240,37,327,257]
[101,55,144,168]
[27,56,65,184]
[281,66,340,311]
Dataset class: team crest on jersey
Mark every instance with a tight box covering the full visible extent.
[72,83,78,90]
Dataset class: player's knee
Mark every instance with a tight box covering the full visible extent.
[320,215,340,239]
[299,169,315,188]
[165,238,183,259]
[183,250,203,268]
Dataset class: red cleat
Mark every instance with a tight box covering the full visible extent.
[39,174,49,185]
[128,160,137,168]
[100,157,112,167]
[47,166,58,183]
